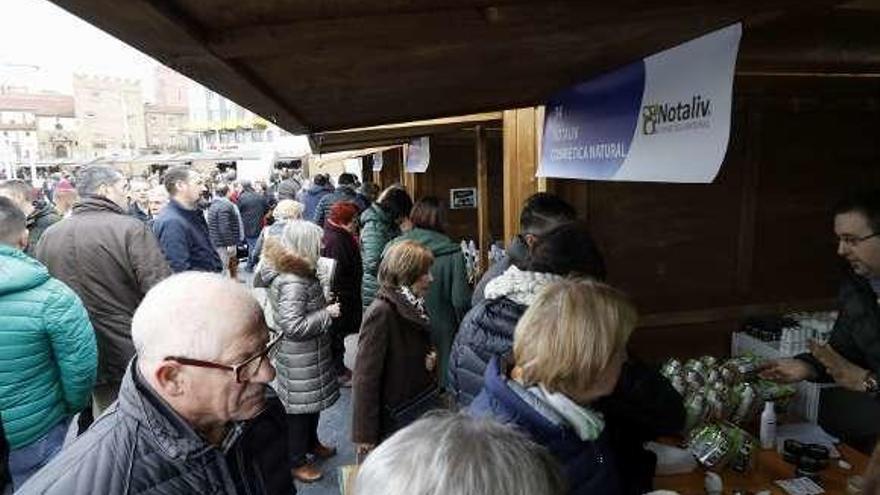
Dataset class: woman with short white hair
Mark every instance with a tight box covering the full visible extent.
[252,199,304,267]
[260,219,341,483]
[469,279,637,494]
[354,413,564,495]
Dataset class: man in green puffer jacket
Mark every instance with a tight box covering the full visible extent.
[0,198,97,490]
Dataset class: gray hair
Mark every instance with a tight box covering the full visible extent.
[0,196,26,245]
[354,413,565,495]
[280,220,323,267]
[76,165,123,196]
[0,179,32,211]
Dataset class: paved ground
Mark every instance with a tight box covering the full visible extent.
[296,388,356,495]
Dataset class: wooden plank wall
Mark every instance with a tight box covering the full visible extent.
[551,83,880,362]
[411,130,505,244]
[375,148,404,190]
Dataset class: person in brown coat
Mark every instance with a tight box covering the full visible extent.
[352,240,439,460]
[35,165,172,415]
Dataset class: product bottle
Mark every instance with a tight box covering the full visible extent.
[760,401,777,450]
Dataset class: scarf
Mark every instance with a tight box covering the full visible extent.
[483,265,564,306]
[398,285,430,323]
[526,385,605,441]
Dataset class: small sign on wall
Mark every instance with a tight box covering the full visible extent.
[372,152,383,171]
[450,188,477,209]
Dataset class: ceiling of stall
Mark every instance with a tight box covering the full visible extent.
[46,0,880,134]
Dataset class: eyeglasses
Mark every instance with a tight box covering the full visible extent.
[837,232,880,248]
[164,331,282,383]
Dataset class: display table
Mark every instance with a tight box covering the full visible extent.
[654,444,868,494]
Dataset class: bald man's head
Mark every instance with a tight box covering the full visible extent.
[132,272,264,366]
[131,273,275,437]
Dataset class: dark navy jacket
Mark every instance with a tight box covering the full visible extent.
[469,357,621,495]
[449,296,524,406]
[313,185,359,227]
[152,199,222,273]
[301,185,334,222]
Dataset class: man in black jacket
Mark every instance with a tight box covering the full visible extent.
[762,190,880,449]
[763,190,880,395]
[237,180,268,271]
[0,179,61,256]
[207,183,242,277]
[313,173,360,227]
[20,273,287,495]
[471,192,576,306]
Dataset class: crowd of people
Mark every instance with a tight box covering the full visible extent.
[1,164,880,495]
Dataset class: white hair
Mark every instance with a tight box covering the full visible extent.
[132,272,263,366]
[354,413,565,495]
[280,219,322,267]
[273,200,304,221]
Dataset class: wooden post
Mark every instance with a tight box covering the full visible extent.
[503,107,543,242]
[403,172,418,200]
[399,144,408,186]
[736,105,761,295]
[475,125,490,273]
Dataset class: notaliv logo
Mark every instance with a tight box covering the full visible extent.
[642,95,711,135]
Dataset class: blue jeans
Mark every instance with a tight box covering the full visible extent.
[246,235,260,270]
[8,418,69,490]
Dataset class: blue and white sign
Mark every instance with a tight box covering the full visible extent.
[405,137,430,173]
[539,24,741,183]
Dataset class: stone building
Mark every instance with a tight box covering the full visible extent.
[144,65,191,152]
[0,90,79,176]
[73,74,146,157]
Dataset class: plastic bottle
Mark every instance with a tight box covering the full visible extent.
[760,401,776,450]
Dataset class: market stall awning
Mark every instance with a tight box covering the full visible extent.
[46,0,876,134]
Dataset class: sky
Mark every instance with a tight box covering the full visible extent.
[0,0,161,98]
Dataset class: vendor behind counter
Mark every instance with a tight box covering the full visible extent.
[762,190,880,452]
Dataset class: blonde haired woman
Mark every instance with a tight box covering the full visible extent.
[352,240,440,460]
[469,279,636,495]
[252,199,304,268]
[273,199,305,221]
[260,219,341,483]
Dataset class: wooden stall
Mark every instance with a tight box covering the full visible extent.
[311,114,506,270]
[48,0,880,449]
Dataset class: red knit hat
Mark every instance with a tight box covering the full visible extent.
[55,179,75,193]
[329,201,359,225]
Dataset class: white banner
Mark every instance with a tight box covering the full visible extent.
[539,24,741,183]
[372,152,383,172]
[405,137,430,173]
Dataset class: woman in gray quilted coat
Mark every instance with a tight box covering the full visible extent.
[260,219,341,483]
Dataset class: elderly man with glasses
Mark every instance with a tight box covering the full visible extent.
[761,190,880,448]
[20,272,283,494]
